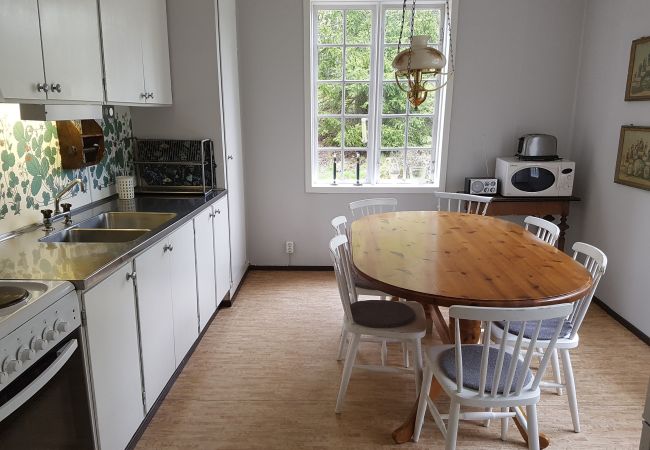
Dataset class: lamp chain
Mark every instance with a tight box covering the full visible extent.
[407,0,416,79]
[397,0,407,56]
[445,0,454,72]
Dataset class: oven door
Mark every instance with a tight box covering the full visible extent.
[507,165,558,196]
[0,329,95,449]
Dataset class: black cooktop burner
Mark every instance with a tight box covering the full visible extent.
[0,286,29,308]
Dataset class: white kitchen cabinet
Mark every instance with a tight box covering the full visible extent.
[0,0,46,101]
[38,0,103,102]
[169,221,199,363]
[134,239,176,412]
[217,0,248,292]
[213,196,231,305]
[100,0,172,105]
[194,207,217,331]
[82,264,144,450]
[0,0,103,103]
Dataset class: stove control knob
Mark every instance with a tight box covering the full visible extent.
[44,328,59,342]
[4,359,22,374]
[55,321,69,333]
[0,372,8,384]
[31,338,48,352]
[18,348,36,362]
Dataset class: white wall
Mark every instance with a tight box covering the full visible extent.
[238,0,585,266]
[569,0,650,335]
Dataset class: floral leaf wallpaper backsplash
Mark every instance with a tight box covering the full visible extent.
[0,105,134,234]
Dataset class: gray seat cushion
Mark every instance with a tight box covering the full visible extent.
[495,318,573,340]
[350,300,416,328]
[439,345,533,394]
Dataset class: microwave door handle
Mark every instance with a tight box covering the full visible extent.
[0,339,78,422]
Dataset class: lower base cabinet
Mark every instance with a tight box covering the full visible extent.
[83,264,144,450]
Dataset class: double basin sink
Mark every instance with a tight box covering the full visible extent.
[40,212,177,243]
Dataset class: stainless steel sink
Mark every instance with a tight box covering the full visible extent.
[41,228,150,243]
[76,212,177,230]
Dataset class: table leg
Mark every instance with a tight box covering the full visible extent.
[391,314,480,444]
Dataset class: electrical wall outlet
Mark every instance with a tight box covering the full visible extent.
[285,241,294,254]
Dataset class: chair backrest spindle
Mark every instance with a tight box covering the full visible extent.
[524,216,560,246]
[433,192,493,216]
[349,198,397,219]
[567,242,607,338]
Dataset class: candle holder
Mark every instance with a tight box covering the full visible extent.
[354,152,363,186]
[331,154,338,186]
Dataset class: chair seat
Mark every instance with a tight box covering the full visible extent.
[437,345,533,394]
[350,300,415,328]
[494,318,573,340]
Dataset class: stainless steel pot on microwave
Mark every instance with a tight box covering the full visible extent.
[517,134,558,160]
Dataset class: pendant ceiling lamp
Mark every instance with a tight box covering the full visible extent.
[392,0,454,109]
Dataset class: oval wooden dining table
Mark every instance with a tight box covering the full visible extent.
[350,211,593,448]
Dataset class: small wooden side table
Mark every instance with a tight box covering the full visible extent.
[485,195,581,251]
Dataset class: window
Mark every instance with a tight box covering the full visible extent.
[307,1,452,191]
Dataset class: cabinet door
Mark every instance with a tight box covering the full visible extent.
[141,0,173,104]
[38,0,103,102]
[0,0,46,101]
[194,207,217,331]
[83,264,144,450]
[218,0,247,291]
[170,221,199,364]
[213,197,231,305]
[134,239,175,411]
[99,0,146,103]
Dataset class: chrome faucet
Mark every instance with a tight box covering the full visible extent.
[54,179,86,215]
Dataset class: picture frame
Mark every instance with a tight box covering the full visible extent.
[614,125,650,191]
[625,36,650,101]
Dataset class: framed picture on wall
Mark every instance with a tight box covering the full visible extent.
[614,125,650,191]
[625,36,650,101]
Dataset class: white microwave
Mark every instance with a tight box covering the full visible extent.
[495,157,575,197]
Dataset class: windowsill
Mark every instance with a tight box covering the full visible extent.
[306,183,442,194]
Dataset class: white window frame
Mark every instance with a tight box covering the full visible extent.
[304,0,457,194]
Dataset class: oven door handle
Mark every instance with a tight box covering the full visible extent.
[0,339,78,423]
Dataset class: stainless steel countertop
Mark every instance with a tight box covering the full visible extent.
[0,190,227,290]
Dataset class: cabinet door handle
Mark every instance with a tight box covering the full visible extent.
[216,209,221,214]
[37,83,49,93]
[126,272,137,281]
[163,244,174,252]
[227,155,233,160]
[140,92,147,99]
[50,83,62,93]
[209,212,216,219]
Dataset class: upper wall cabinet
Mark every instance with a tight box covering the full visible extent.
[100,0,173,105]
[0,0,104,103]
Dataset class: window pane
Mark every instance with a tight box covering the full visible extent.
[318,10,343,44]
[413,9,440,43]
[345,10,372,45]
[342,150,368,181]
[408,117,433,147]
[406,149,432,181]
[318,118,341,148]
[382,82,407,114]
[384,9,441,44]
[317,84,342,114]
[345,47,371,80]
[383,46,399,80]
[381,118,405,147]
[384,9,408,45]
[317,150,343,182]
[345,83,369,114]
[344,118,367,148]
[378,150,405,181]
[318,47,343,80]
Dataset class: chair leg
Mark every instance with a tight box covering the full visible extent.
[335,333,360,413]
[484,408,491,427]
[336,326,347,361]
[413,366,434,443]
[561,349,581,432]
[500,407,509,441]
[402,342,410,368]
[446,400,461,450]
[550,348,564,395]
[380,340,388,366]
[526,404,540,450]
[413,339,422,398]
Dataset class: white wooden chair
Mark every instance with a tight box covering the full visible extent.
[490,242,607,433]
[433,192,493,215]
[330,216,410,367]
[413,303,574,450]
[349,198,397,218]
[330,234,427,413]
[524,216,560,246]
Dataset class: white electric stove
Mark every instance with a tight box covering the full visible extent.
[0,280,96,449]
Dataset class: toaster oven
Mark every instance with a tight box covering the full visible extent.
[495,157,574,197]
